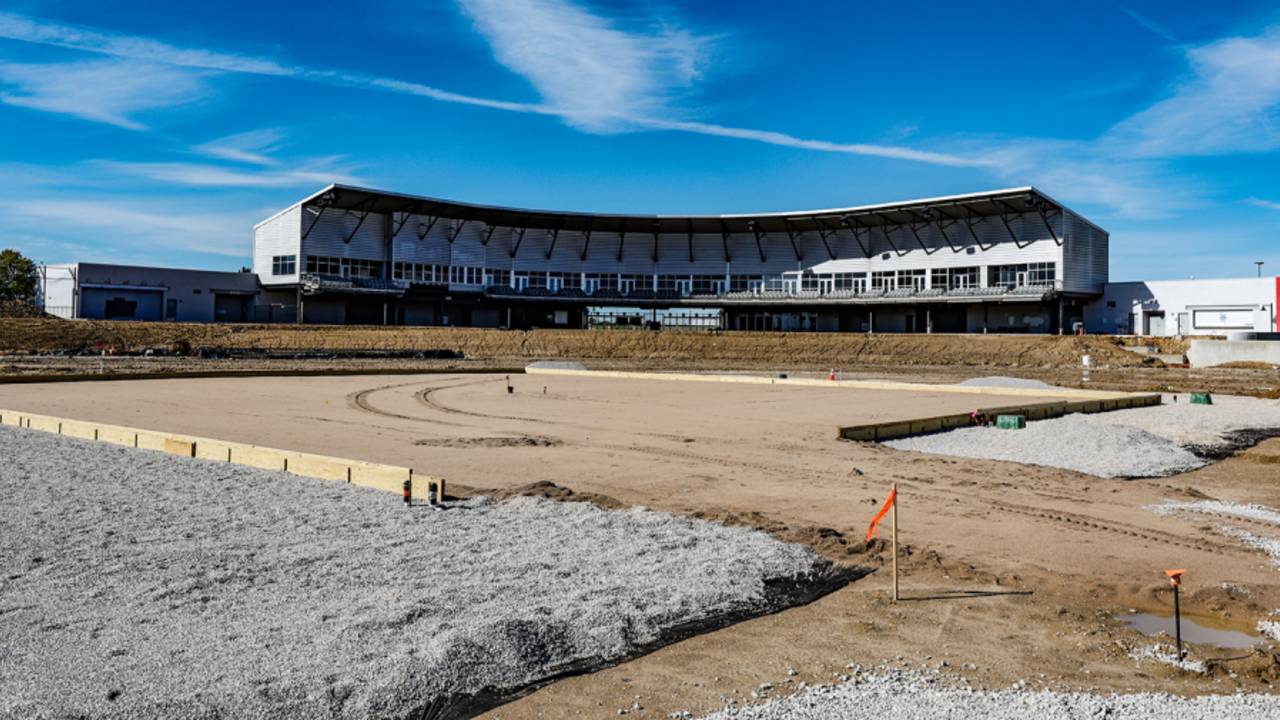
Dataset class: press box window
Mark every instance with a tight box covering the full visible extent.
[272,255,296,275]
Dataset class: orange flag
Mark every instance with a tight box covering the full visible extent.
[866,486,898,542]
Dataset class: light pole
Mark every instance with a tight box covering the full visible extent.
[1257,261,1265,278]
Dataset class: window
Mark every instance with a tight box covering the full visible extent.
[348,259,381,279]
[485,268,511,287]
[306,256,340,276]
[989,263,1055,288]
[896,269,926,291]
[691,275,724,295]
[871,271,896,290]
[730,275,763,292]
[933,266,979,290]
[272,255,296,275]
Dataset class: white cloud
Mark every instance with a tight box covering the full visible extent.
[0,11,290,76]
[0,58,208,129]
[98,159,361,188]
[635,117,987,168]
[1122,7,1176,42]
[192,129,286,166]
[1249,197,1280,211]
[0,198,260,257]
[1105,25,1280,157]
[0,9,970,169]
[456,0,704,132]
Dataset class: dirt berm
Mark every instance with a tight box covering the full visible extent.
[0,319,1154,369]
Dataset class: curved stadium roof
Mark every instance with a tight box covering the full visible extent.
[269,184,1079,237]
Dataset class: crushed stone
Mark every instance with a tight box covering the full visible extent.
[1150,500,1280,526]
[695,668,1280,719]
[1219,526,1280,569]
[0,425,837,719]
[887,395,1280,478]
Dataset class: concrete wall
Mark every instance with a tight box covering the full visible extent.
[1188,339,1280,367]
[1088,277,1278,336]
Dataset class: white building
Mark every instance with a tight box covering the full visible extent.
[252,184,1109,332]
[40,263,265,323]
[1087,277,1278,336]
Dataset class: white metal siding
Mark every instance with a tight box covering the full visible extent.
[1062,210,1107,294]
[253,206,301,285]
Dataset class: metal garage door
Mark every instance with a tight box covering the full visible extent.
[80,288,164,321]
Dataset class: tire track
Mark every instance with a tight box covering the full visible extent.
[346,380,477,428]
[979,498,1247,556]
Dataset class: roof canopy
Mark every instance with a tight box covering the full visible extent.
[289,184,1069,236]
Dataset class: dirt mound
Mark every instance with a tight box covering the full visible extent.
[0,320,1152,369]
[0,302,50,319]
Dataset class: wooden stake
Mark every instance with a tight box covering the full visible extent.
[891,482,899,602]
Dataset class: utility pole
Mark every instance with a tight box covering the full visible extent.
[1257,261,1265,278]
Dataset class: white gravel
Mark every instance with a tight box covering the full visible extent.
[1151,500,1280,526]
[887,395,1280,478]
[697,668,1280,719]
[0,425,838,719]
[1219,526,1280,569]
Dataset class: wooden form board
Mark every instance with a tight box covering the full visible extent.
[0,408,444,501]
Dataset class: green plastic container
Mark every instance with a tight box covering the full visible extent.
[996,414,1026,430]
[1190,392,1213,405]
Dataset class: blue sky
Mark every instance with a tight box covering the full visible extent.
[1,0,1279,280]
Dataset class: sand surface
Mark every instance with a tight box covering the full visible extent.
[3,373,1280,717]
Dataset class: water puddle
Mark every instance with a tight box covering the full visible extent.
[1117,610,1264,649]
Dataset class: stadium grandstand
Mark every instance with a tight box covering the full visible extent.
[252,185,1107,333]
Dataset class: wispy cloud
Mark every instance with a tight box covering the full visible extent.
[98,158,360,188]
[1122,7,1176,42]
[1104,25,1280,157]
[0,9,979,168]
[0,198,259,257]
[0,11,289,75]
[456,0,704,132]
[0,58,208,129]
[192,129,285,166]
[1249,197,1280,211]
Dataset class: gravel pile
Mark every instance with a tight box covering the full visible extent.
[697,669,1280,719]
[887,395,1280,478]
[0,426,839,720]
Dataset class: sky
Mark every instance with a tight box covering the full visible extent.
[1,0,1279,280]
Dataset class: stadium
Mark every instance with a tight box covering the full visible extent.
[252,184,1107,333]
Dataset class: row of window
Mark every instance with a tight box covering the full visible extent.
[989,262,1056,288]
[307,256,382,279]
[284,257,1057,292]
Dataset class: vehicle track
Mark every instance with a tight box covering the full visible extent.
[346,380,477,428]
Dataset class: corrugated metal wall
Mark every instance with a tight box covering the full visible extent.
[281,207,1097,290]
[1062,210,1108,294]
[253,206,301,284]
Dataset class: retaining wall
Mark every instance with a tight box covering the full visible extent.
[1187,340,1280,368]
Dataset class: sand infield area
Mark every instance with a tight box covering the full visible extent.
[5,372,1280,717]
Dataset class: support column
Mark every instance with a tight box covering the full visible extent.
[926,307,933,334]
[1057,298,1065,335]
[868,308,875,334]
